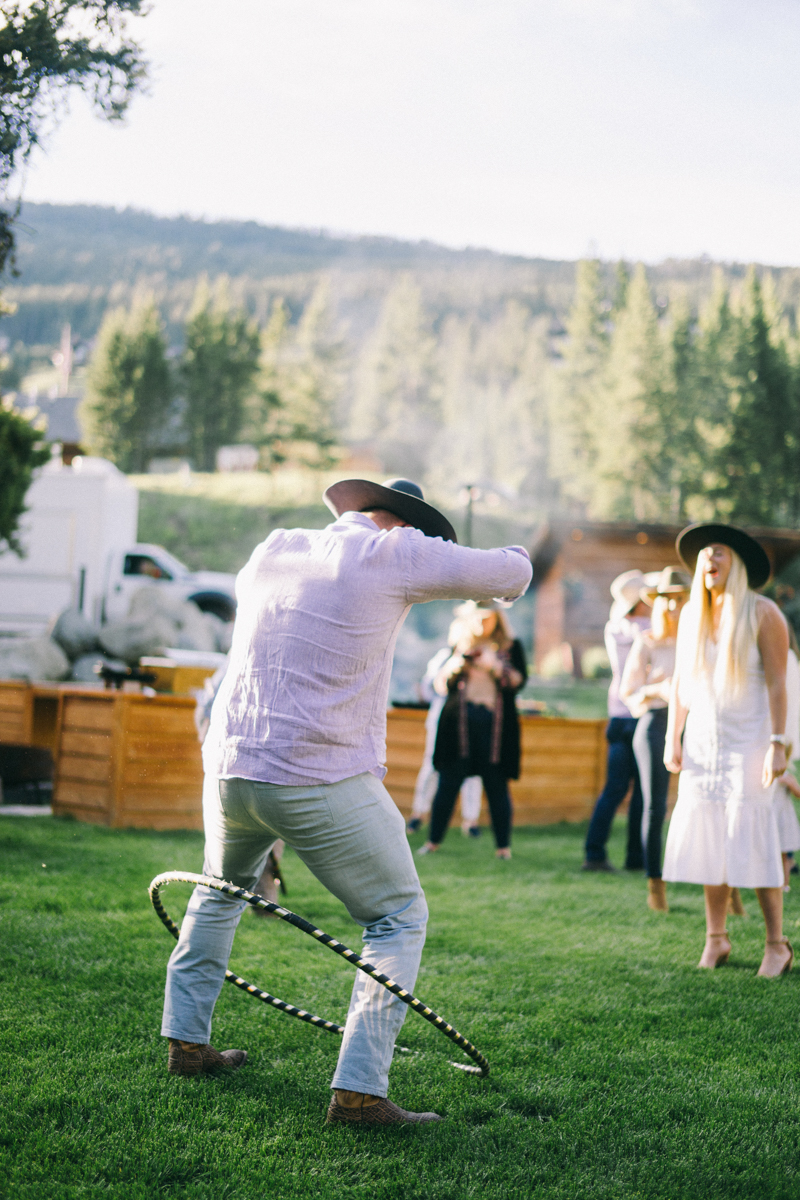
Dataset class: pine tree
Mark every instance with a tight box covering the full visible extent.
[708,270,797,524]
[350,273,439,478]
[80,298,171,473]
[429,302,550,506]
[180,279,262,472]
[249,282,341,468]
[548,259,608,509]
[590,263,669,519]
[282,278,342,467]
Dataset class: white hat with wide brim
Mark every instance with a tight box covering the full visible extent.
[609,569,649,623]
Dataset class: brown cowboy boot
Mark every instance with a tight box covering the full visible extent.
[167,1039,248,1077]
[326,1090,442,1126]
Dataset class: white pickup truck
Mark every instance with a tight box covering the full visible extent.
[0,456,238,635]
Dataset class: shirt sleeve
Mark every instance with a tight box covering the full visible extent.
[604,622,623,681]
[400,531,532,606]
[620,636,647,703]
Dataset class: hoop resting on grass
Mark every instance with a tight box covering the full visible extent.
[149,871,490,1078]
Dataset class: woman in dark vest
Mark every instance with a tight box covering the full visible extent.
[418,601,527,859]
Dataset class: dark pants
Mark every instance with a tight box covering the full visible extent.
[429,704,513,849]
[584,716,644,867]
[632,707,670,879]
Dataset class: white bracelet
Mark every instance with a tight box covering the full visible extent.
[770,735,787,745]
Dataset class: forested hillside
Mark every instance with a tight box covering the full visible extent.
[7,203,800,530]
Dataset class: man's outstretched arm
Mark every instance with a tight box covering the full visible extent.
[402,531,532,605]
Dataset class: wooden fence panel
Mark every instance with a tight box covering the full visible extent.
[384,708,608,827]
[0,682,32,745]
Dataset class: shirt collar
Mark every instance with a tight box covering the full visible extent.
[332,510,381,532]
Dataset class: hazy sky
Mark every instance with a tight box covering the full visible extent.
[20,0,800,264]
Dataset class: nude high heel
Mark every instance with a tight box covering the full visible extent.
[757,937,793,978]
[698,931,731,969]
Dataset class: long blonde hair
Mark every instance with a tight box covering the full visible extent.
[650,596,671,642]
[453,608,514,655]
[678,548,759,698]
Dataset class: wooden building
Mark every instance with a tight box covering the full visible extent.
[530,519,800,673]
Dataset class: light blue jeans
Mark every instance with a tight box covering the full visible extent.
[161,771,428,1097]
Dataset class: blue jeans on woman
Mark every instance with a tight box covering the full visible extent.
[632,707,670,879]
[584,716,644,867]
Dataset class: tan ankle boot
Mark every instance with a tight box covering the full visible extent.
[647,878,668,912]
[167,1040,247,1076]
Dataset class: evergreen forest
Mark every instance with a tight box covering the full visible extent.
[7,203,800,531]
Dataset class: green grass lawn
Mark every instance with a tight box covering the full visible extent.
[521,679,610,720]
[3,815,800,1200]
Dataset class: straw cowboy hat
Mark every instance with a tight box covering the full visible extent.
[609,569,649,623]
[676,522,771,590]
[323,478,457,543]
[640,566,692,606]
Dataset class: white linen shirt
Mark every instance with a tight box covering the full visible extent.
[203,512,532,786]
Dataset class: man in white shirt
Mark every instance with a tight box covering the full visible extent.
[161,478,532,1126]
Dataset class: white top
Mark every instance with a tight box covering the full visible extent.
[619,631,676,718]
[203,512,532,786]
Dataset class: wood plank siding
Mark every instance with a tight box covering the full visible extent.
[51,690,204,830]
[384,708,607,826]
[0,681,32,744]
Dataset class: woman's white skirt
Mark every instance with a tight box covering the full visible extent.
[775,788,800,854]
[663,787,783,888]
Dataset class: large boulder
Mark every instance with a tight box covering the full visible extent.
[98,615,176,664]
[173,607,219,653]
[127,587,221,653]
[0,637,71,681]
[51,608,100,660]
[128,587,195,626]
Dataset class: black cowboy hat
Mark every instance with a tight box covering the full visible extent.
[676,523,771,590]
[323,478,458,543]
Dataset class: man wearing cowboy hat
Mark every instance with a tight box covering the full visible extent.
[160,477,532,1125]
[582,569,653,873]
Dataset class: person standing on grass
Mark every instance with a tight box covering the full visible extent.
[774,627,800,890]
[581,570,652,873]
[620,567,691,912]
[407,610,486,839]
[663,524,791,977]
[160,477,532,1126]
[417,601,527,859]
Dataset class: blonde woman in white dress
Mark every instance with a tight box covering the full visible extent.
[663,524,792,977]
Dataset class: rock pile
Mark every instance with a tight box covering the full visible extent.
[0,588,234,682]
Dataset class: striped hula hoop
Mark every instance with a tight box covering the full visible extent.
[149,871,489,1078]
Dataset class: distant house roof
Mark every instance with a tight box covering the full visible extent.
[33,394,82,443]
